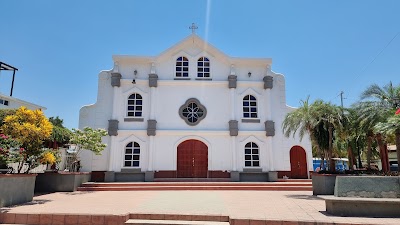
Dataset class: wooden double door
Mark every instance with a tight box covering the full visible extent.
[290,146,308,179]
[177,140,208,178]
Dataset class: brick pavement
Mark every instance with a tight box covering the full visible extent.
[1,190,399,225]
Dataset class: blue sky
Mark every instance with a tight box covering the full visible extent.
[1,0,399,129]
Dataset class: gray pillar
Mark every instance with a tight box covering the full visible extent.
[104,171,115,182]
[108,120,119,136]
[263,76,273,89]
[230,171,240,182]
[228,75,237,88]
[149,74,158,87]
[145,171,155,182]
[229,120,239,136]
[265,120,275,136]
[147,120,157,136]
[111,73,122,87]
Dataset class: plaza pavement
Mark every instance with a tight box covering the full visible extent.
[1,190,400,225]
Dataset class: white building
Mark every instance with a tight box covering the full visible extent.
[79,33,312,182]
[0,93,46,111]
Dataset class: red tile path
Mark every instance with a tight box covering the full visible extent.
[1,190,399,225]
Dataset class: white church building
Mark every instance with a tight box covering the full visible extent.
[79,31,312,182]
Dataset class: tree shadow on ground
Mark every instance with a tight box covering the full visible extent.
[285,194,323,200]
[0,199,52,212]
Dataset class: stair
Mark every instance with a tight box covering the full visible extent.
[77,181,312,191]
[125,219,230,225]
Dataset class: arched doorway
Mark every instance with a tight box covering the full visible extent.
[290,146,308,179]
[177,139,208,178]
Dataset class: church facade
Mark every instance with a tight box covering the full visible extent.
[79,34,312,182]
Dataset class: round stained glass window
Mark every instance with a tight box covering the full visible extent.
[179,98,207,126]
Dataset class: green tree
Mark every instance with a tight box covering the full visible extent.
[66,127,108,171]
[282,97,325,169]
[313,101,344,171]
[375,114,400,171]
[47,116,72,147]
[358,82,400,171]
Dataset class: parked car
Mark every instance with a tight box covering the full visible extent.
[389,161,398,171]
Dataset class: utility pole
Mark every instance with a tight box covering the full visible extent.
[340,91,344,114]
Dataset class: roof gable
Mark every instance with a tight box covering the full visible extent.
[156,34,230,63]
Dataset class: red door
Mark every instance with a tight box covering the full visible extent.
[290,146,308,179]
[177,140,208,178]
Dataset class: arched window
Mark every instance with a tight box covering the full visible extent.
[124,142,140,167]
[127,93,143,117]
[243,95,257,118]
[176,56,189,77]
[197,57,210,78]
[245,142,259,167]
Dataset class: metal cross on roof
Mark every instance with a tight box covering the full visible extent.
[189,23,198,34]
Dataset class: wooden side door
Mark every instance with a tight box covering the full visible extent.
[290,146,308,179]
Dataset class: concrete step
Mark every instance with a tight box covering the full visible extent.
[277,179,311,182]
[125,219,230,225]
[77,185,312,191]
[81,182,312,187]
[154,178,231,182]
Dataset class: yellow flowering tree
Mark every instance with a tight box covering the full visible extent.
[1,106,53,173]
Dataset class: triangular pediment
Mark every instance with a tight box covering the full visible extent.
[239,135,265,144]
[156,34,229,63]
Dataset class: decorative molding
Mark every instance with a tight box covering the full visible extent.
[239,135,265,144]
[119,133,147,144]
[265,120,275,136]
[108,119,119,136]
[124,117,144,122]
[263,76,273,89]
[229,120,239,136]
[242,118,260,123]
[122,85,148,94]
[174,77,191,80]
[238,87,262,96]
[111,73,122,87]
[228,75,237,89]
[243,167,263,172]
[147,120,157,136]
[120,168,142,173]
[148,74,158,87]
[179,98,207,126]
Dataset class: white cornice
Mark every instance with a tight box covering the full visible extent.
[117,129,265,136]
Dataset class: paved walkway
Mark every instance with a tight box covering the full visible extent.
[1,190,399,224]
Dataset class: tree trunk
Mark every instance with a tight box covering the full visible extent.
[311,135,325,170]
[347,144,354,170]
[396,129,400,172]
[376,133,389,172]
[367,135,373,169]
[328,126,335,172]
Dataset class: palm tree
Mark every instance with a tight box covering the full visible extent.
[282,97,325,168]
[312,101,344,171]
[283,98,343,171]
[335,108,359,169]
[358,82,400,171]
[375,114,400,171]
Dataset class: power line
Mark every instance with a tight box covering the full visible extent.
[345,31,400,97]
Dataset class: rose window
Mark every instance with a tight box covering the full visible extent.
[179,98,207,126]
